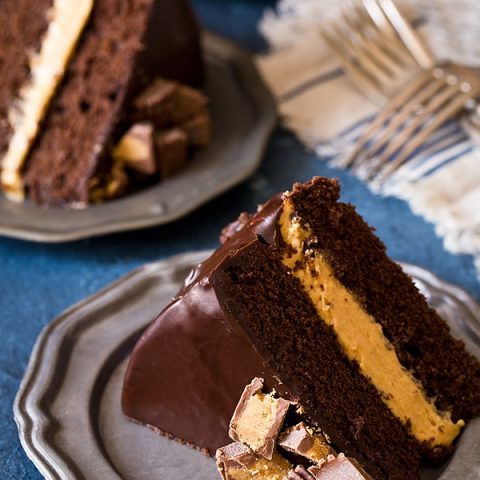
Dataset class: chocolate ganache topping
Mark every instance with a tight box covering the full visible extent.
[122,194,294,452]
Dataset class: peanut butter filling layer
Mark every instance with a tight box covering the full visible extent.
[279,198,464,448]
[1,0,93,199]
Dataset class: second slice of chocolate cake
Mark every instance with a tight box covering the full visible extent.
[0,0,203,207]
[122,177,480,480]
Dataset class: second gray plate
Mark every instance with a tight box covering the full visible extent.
[0,33,276,243]
[14,251,480,479]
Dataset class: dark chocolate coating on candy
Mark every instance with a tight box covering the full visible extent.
[308,455,373,480]
[134,79,178,126]
[216,442,258,474]
[135,79,208,126]
[154,128,188,178]
[285,465,315,480]
[179,111,211,147]
[228,377,291,460]
[279,423,313,455]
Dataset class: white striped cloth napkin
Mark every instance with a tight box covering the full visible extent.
[255,0,480,278]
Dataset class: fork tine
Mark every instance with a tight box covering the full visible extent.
[331,11,394,88]
[340,70,432,167]
[340,6,398,78]
[372,82,480,182]
[369,79,461,165]
[360,72,449,161]
[362,9,419,77]
[349,43,394,88]
[360,0,416,67]
[320,25,388,105]
[376,0,435,69]
[359,34,406,79]
[322,0,425,112]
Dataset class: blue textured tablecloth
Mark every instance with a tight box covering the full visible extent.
[1,1,479,478]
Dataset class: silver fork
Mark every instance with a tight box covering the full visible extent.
[321,0,480,184]
[343,64,480,184]
[320,0,434,106]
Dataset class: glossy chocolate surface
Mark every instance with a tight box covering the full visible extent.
[121,195,292,452]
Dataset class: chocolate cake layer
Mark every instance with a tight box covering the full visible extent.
[0,0,53,157]
[288,178,480,423]
[23,0,202,207]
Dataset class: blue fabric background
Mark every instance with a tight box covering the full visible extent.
[1,1,479,478]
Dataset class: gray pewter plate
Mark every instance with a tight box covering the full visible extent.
[0,32,276,243]
[14,251,480,480]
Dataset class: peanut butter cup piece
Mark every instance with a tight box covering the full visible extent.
[179,110,212,147]
[113,123,156,176]
[229,378,291,460]
[278,423,334,463]
[308,454,373,479]
[216,442,291,480]
[154,128,188,179]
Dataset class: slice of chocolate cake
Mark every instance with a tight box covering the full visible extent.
[0,0,204,207]
[122,177,480,479]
